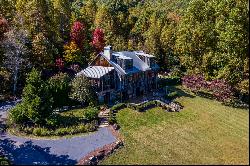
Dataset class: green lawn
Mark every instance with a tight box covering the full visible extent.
[60,108,86,118]
[100,88,249,165]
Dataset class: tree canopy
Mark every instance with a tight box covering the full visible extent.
[0,0,248,98]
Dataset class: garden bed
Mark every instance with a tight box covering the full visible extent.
[7,107,100,137]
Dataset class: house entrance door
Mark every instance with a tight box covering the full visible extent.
[104,92,110,103]
[122,91,128,101]
[136,87,140,96]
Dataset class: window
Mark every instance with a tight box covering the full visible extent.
[125,59,133,70]
[150,58,156,68]
[138,55,145,62]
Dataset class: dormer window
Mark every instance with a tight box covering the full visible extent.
[125,59,133,71]
[111,54,119,63]
[149,58,156,68]
[138,54,146,62]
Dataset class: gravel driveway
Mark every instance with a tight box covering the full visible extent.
[0,100,117,165]
[0,100,21,120]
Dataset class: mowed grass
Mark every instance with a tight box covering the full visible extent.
[100,88,249,165]
[60,108,86,118]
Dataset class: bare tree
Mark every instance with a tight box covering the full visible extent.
[2,26,29,95]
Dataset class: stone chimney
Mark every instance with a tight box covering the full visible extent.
[104,45,112,60]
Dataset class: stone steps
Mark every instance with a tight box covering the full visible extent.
[98,109,111,127]
[99,120,109,127]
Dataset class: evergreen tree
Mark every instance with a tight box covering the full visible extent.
[9,68,53,125]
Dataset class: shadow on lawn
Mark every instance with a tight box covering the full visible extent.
[170,86,195,98]
[0,137,77,165]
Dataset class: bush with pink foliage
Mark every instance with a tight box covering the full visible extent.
[182,74,234,102]
[208,79,234,102]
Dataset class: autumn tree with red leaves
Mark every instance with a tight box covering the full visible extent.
[70,21,85,49]
[91,28,105,54]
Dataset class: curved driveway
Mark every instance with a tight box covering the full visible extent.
[0,101,117,165]
[0,128,116,165]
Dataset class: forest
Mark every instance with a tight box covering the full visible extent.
[0,0,249,103]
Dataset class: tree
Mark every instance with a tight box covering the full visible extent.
[80,0,97,25]
[0,17,9,66]
[175,0,217,75]
[16,0,54,37]
[31,32,54,69]
[63,41,82,64]
[52,0,72,42]
[94,5,114,45]
[9,68,53,125]
[160,12,180,71]
[175,0,248,87]
[70,21,85,49]
[48,72,70,108]
[91,28,105,54]
[0,0,16,22]
[2,26,29,95]
[214,0,248,85]
[70,75,96,105]
[143,12,164,61]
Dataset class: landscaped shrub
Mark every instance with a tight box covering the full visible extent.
[45,114,61,128]
[127,103,136,110]
[182,74,234,103]
[85,120,98,132]
[20,126,34,134]
[165,76,181,86]
[209,79,234,102]
[143,100,156,109]
[110,103,126,111]
[30,123,96,137]
[156,101,162,107]
[131,101,157,112]
[108,111,117,124]
[84,107,99,121]
[76,124,87,133]
[158,75,181,88]
[170,67,183,78]
[182,74,207,92]
[165,91,179,100]
[32,127,51,136]
[48,72,71,108]
[54,127,69,136]
[9,103,29,124]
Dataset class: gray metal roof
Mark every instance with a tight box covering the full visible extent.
[77,66,114,78]
[120,51,151,72]
[135,51,155,58]
[78,49,159,79]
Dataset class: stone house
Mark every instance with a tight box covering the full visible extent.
[77,46,160,103]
